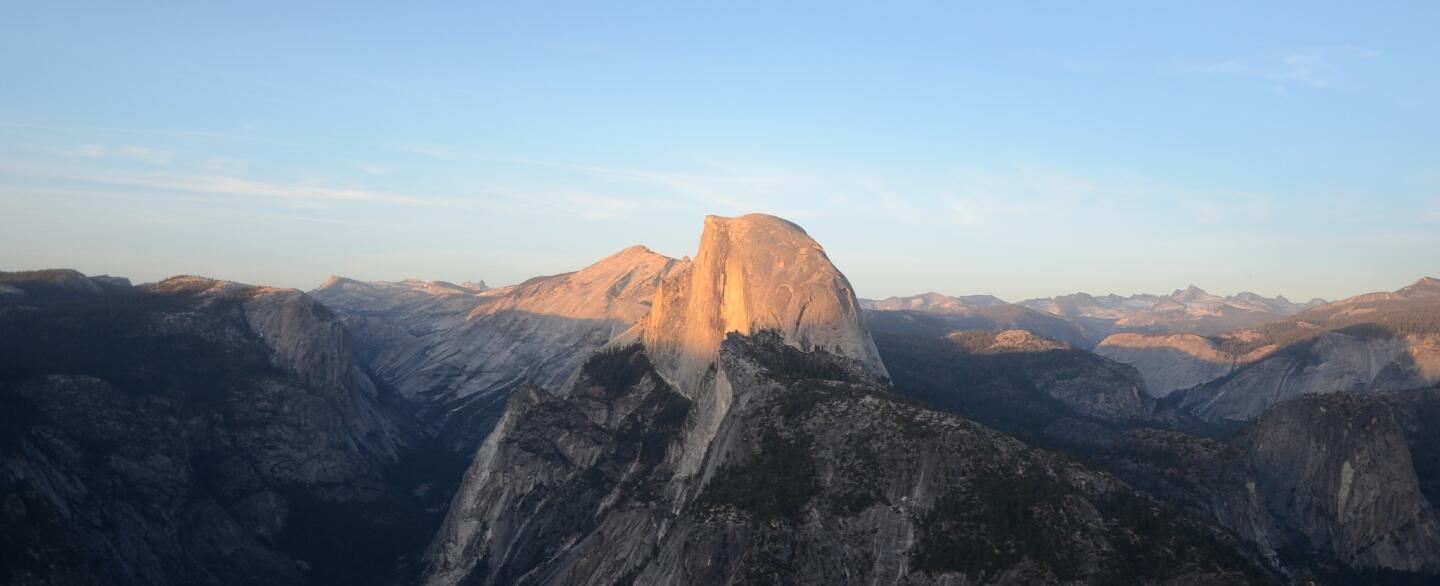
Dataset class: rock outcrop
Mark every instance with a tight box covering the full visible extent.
[1104,390,1440,577]
[311,245,688,451]
[1095,332,1242,397]
[0,269,131,307]
[421,215,1271,585]
[874,328,1163,449]
[422,332,1272,586]
[1096,278,1440,417]
[641,214,887,396]
[634,214,886,477]
[0,275,429,586]
[1173,330,1440,422]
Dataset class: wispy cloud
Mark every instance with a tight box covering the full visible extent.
[384,143,821,218]
[350,162,392,175]
[938,166,1101,226]
[392,142,460,160]
[0,159,464,208]
[573,164,818,218]
[1198,46,1380,88]
[42,144,174,164]
[557,191,642,221]
[0,121,272,142]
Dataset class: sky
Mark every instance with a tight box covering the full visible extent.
[2,2,1438,302]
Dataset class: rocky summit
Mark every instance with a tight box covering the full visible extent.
[641,213,888,395]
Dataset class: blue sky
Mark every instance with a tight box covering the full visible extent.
[2,2,1437,301]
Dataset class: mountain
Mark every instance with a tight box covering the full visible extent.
[420,214,1273,585]
[1018,286,1325,339]
[861,286,1322,350]
[1104,390,1440,579]
[1094,277,1440,422]
[643,214,887,390]
[0,269,131,304]
[423,332,1271,586]
[1094,333,1251,397]
[310,245,688,451]
[874,328,1164,449]
[862,295,1095,348]
[861,291,1007,313]
[0,274,432,585]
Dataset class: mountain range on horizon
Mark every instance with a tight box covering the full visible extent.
[4,213,1440,585]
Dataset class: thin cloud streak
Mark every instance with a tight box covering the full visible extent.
[383,144,820,218]
[0,159,466,208]
[42,144,174,165]
[1197,46,1380,88]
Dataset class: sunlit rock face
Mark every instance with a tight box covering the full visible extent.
[312,245,688,450]
[642,213,887,397]
[420,214,1273,586]
[1098,278,1440,411]
[1095,332,1240,397]
[1174,331,1440,423]
[638,214,887,477]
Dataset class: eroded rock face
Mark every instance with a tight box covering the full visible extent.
[1172,331,1440,423]
[1095,332,1240,397]
[0,276,427,586]
[1098,279,1440,418]
[642,214,887,396]
[311,245,688,451]
[1240,394,1440,573]
[422,333,1272,586]
[1103,429,1286,557]
[874,329,1162,450]
[636,214,887,477]
[423,213,1270,585]
[1104,391,1440,577]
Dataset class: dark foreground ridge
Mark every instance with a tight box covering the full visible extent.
[421,331,1275,585]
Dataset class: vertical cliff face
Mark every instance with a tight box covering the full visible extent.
[1102,391,1440,578]
[642,214,887,397]
[0,276,431,586]
[637,214,887,477]
[311,245,688,452]
[420,215,1274,586]
[422,333,1272,586]
[1238,393,1440,573]
[1094,333,1241,397]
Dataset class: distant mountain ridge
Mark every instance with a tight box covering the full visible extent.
[1093,277,1440,419]
[1016,285,1325,337]
[861,285,1324,348]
